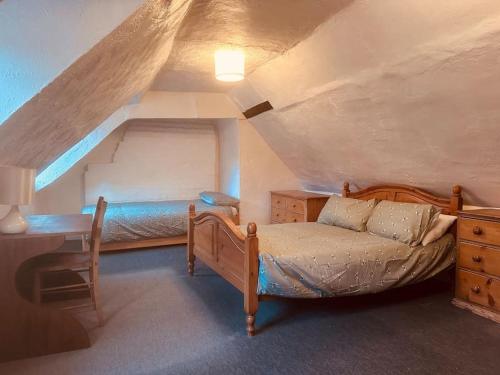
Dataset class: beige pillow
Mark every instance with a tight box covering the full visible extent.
[317,195,378,232]
[366,200,440,246]
[421,214,457,246]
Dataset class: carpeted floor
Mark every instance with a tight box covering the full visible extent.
[1,245,499,375]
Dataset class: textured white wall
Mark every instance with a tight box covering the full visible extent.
[230,0,500,206]
[217,119,240,199]
[85,123,217,204]
[0,0,143,124]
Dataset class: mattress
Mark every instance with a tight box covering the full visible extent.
[241,222,455,298]
[82,199,236,243]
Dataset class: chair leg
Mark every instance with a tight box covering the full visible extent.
[33,271,42,304]
[90,268,103,327]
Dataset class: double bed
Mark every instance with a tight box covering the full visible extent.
[187,182,463,335]
[83,198,238,252]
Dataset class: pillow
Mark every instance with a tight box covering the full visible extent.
[317,195,378,232]
[199,191,239,207]
[366,200,440,246]
[421,214,457,246]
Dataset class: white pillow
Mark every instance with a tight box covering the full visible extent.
[421,214,457,246]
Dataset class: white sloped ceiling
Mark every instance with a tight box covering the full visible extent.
[0,0,192,170]
[230,0,500,206]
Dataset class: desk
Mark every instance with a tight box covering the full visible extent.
[0,214,92,362]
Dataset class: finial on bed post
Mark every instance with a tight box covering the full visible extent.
[189,203,196,218]
[247,222,257,237]
[343,182,350,197]
[450,185,463,214]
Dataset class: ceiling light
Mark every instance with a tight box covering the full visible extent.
[214,49,245,82]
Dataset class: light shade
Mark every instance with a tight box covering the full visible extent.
[214,50,245,82]
[0,166,35,205]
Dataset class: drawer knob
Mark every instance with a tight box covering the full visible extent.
[276,213,280,217]
[277,200,281,204]
[472,226,482,235]
[471,285,481,294]
[472,255,482,263]
[293,218,297,222]
[293,204,296,208]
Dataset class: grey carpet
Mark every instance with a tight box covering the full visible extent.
[1,246,499,375]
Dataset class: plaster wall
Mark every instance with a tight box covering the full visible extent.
[217,119,240,199]
[0,0,144,124]
[238,119,301,225]
[85,123,217,204]
[230,0,500,207]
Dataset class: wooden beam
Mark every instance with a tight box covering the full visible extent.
[243,101,273,119]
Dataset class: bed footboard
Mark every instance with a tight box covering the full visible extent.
[187,204,259,336]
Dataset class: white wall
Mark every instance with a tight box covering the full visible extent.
[238,119,301,225]
[33,128,125,215]
[85,122,217,204]
[217,119,240,199]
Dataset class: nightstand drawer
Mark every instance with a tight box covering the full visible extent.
[285,198,305,214]
[459,218,500,246]
[284,211,304,223]
[271,195,285,209]
[271,207,286,223]
[455,269,500,313]
[458,243,500,277]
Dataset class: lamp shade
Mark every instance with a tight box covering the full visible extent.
[0,166,35,205]
[214,49,245,82]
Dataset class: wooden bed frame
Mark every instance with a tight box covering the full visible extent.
[99,206,240,252]
[187,183,463,336]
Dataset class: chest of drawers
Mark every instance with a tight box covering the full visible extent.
[270,191,329,224]
[453,209,500,323]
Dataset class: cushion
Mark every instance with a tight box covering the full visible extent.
[317,195,378,232]
[199,191,239,207]
[421,214,457,246]
[366,200,441,246]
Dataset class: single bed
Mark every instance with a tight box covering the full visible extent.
[82,199,238,252]
[187,182,463,335]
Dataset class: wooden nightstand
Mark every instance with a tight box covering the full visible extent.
[270,191,329,224]
[453,209,500,323]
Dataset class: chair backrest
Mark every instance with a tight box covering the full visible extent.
[89,196,107,265]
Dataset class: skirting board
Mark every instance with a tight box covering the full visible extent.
[452,298,500,324]
[100,235,187,252]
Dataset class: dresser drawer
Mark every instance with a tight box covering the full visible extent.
[456,269,500,312]
[285,198,305,214]
[459,218,500,246]
[271,194,285,209]
[271,207,286,223]
[458,242,500,277]
[284,211,304,223]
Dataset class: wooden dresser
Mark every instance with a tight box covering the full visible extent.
[453,209,500,323]
[270,190,329,224]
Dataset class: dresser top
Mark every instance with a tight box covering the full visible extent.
[271,190,330,200]
[459,209,500,221]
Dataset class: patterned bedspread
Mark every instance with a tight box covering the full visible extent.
[242,222,455,298]
[82,199,235,243]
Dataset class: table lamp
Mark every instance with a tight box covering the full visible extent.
[0,166,35,234]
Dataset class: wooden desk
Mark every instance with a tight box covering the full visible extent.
[0,214,92,362]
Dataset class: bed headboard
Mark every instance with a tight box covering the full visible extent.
[343,182,463,215]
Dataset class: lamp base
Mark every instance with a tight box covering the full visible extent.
[0,205,28,234]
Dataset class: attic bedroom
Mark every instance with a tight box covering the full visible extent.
[0,0,498,373]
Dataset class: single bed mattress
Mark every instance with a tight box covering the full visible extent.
[242,222,455,298]
[83,199,236,243]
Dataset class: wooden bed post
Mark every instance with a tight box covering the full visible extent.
[187,204,196,276]
[450,185,463,214]
[342,181,350,197]
[244,222,259,336]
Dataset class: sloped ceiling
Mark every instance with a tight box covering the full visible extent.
[230,0,500,206]
[0,0,144,124]
[151,0,353,92]
[0,0,192,170]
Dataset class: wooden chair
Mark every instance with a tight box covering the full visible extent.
[32,197,107,326]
